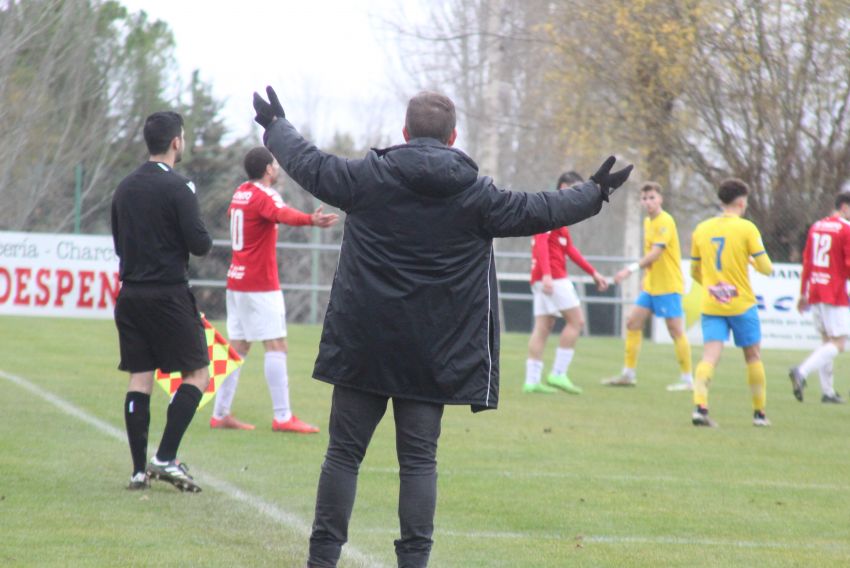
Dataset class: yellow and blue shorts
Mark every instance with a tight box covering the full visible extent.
[701,305,761,347]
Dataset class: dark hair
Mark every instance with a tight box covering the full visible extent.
[717,178,749,205]
[640,181,662,194]
[244,147,275,180]
[556,171,583,188]
[143,111,183,155]
[405,91,456,143]
[835,192,850,210]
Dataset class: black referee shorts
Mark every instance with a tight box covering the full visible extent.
[114,283,209,374]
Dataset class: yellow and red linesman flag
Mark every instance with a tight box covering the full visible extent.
[155,314,242,409]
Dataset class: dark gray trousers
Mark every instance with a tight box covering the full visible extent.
[308,385,444,568]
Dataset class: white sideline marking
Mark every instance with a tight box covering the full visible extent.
[0,369,387,568]
[358,527,850,551]
[362,466,850,492]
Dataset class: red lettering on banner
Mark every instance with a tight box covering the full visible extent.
[77,270,94,308]
[0,267,10,303]
[1,266,120,312]
[14,267,32,305]
[98,272,120,309]
[35,269,50,306]
[54,269,74,307]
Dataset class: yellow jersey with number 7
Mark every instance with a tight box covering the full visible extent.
[690,214,770,316]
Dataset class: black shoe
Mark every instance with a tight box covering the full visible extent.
[126,472,150,490]
[788,367,806,402]
[821,393,845,404]
[692,406,718,428]
[147,458,202,493]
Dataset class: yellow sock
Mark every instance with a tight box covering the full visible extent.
[747,361,766,412]
[693,361,714,408]
[673,335,692,375]
[624,329,642,369]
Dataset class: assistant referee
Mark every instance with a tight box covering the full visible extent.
[111,111,212,492]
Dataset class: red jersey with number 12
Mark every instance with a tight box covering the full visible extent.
[226,181,311,292]
[800,215,850,306]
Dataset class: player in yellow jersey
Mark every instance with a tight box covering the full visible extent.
[602,182,693,391]
[689,178,773,427]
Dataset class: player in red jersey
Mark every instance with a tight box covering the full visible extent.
[211,147,338,432]
[790,192,850,403]
[523,171,610,394]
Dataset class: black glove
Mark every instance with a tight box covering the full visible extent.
[590,156,633,201]
[252,85,285,128]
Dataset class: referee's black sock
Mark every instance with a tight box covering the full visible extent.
[124,391,151,475]
[155,383,203,463]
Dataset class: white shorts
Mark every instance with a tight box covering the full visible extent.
[226,290,287,342]
[531,278,580,317]
[811,303,850,338]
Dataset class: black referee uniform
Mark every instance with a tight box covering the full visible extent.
[111,161,212,373]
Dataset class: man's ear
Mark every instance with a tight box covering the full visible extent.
[446,128,457,147]
[402,126,411,142]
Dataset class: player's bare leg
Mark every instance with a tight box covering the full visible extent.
[547,307,583,394]
[524,316,558,393]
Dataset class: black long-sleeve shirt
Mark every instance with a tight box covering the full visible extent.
[111,161,212,285]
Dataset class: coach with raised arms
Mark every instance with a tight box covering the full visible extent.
[252,86,632,568]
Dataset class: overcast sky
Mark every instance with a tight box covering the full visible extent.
[121,1,426,146]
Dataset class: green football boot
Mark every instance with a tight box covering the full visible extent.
[547,373,582,395]
[522,382,558,394]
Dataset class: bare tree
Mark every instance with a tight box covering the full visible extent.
[679,0,850,261]
[0,1,176,232]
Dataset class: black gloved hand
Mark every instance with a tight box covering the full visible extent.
[252,85,285,128]
[590,156,633,201]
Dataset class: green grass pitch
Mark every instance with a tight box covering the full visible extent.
[2,316,849,566]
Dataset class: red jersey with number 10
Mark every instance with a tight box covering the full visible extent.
[800,215,850,306]
[226,181,312,292]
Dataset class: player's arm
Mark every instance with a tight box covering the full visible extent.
[174,182,212,256]
[751,252,772,275]
[748,226,773,275]
[565,236,608,291]
[532,233,554,294]
[614,245,664,284]
[256,193,340,229]
[797,229,813,312]
[842,228,850,273]
[690,235,703,285]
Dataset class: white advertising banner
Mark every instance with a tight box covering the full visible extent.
[0,231,120,319]
[652,260,821,350]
